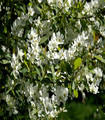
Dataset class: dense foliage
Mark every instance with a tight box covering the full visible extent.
[0,0,105,119]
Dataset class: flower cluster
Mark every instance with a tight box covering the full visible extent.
[1,0,105,119]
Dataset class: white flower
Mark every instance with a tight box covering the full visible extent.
[29,84,35,97]
[35,16,41,26]
[56,31,64,44]
[51,52,60,59]
[59,49,67,60]
[85,72,93,82]
[40,84,49,98]
[91,0,98,8]
[17,48,24,62]
[1,45,6,52]
[67,46,76,60]
[28,108,37,120]
[52,86,68,105]
[11,53,21,78]
[17,28,24,37]
[89,83,98,94]
[94,20,100,28]
[13,108,18,115]
[47,0,54,4]
[27,44,41,64]
[94,67,102,77]
[99,26,105,37]
[30,101,35,107]
[29,17,33,24]
[38,0,42,3]
[5,94,16,108]
[28,6,35,16]
[79,84,84,91]
[0,2,2,12]
[67,0,72,7]
[84,2,91,12]
[5,94,11,104]
[62,87,68,101]
[48,32,64,52]
[48,33,58,51]
[82,92,86,99]
[50,109,57,118]
[28,27,38,40]
[90,17,95,22]
[75,20,81,29]
[43,97,53,114]
[93,77,102,86]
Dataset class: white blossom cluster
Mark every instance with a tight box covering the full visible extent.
[11,13,29,37]
[23,82,68,118]
[82,0,99,16]
[10,48,24,79]
[3,94,18,116]
[47,32,65,60]
[27,27,41,65]
[46,0,74,9]
[76,67,103,95]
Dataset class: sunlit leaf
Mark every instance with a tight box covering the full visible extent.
[74,57,82,70]
[73,90,78,98]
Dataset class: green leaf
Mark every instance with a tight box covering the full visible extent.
[6,53,11,59]
[36,6,42,13]
[74,57,82,70]
[59,60,66,71]
[28,2,32,6]
[40,65,44,76]
[51,65,56,83]
[14,84,21,91]
[73,90,78,98]
[66,62,72,74]
[36,67,41,77]
[68,84,72,94]
[58,47,61,51]
[39,36,48,44]
[24,60,30,72]
[94,55,105,63]
[51,65,55,77]
[60,60,72,74]
[4,27,7,34]
[2,60,9,64]
[80,19,86,30]
[20,68,28,74]
[55,65,60,69]
[32,109,37,114]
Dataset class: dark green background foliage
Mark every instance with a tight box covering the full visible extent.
[58,92,105,120]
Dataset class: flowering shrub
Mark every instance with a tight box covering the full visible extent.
[0,0,105,119]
